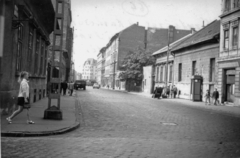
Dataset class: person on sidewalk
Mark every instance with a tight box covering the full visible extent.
[212,88,219,105]
[6,71,34,124]
[68,81,74,96]
[166,86,170,98]
[62,81,68,95]
[60,81,63,94]
[178,90,181,98]
[205,89,211,105]
[170,85,174,98]
[173,85,178,98]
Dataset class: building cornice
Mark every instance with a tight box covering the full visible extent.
[219,8,240,18]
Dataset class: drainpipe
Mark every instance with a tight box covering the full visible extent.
[0,0,5,77]
[0,0,5,58]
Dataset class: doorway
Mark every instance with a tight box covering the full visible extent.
[223,69,235,103]
[226,83,235,102]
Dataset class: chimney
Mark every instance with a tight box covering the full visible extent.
[168,25,175,44]
[202,21,205,28]
[136,22,139,25]
[191,28,196,34]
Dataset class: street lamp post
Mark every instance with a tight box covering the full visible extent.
[0,0,5,58]
[165,29,171,88]
[112,53,116,90]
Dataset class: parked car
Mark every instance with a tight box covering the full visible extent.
[93,83,100,89]
[74,80,86,90]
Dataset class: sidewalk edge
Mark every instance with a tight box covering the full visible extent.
[1,122,80,137]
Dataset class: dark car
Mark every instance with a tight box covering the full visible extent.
[74,80,86,90]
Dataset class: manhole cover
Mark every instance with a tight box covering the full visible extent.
[161,122,177,126]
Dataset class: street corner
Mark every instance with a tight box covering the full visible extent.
[1,121,80,137]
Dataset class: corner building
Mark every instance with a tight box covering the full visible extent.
[219,0,240,106]
[0,0,55,114]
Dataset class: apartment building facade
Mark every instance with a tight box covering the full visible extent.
[218,0,240,106]
[0,0,55,114]
[82,58,97,80]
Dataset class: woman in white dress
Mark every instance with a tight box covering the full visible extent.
[6,71,34,124]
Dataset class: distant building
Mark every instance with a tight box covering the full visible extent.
[0,0,55,113]
[82,58,97,80]
[97,47,106,84]
[98,23,194,91]
[98,23,146,90]
[76,72,82,80]
[147,26,195,53]
[218,0,240,106]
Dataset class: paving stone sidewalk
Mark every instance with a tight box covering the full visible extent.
[102,87,240,118]
[1,94,80,137]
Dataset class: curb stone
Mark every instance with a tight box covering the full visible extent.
[1,121,80,137]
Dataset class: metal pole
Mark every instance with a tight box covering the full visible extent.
[0,0,5,58]
[113,54,115,90]
[165,28,171,88]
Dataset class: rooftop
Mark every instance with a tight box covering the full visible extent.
[172,20,220,52]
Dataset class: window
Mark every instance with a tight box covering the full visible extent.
[225,0,231,11]
[160,66,163,82]
[192,61,196,75]
[178,63,182,81]
[56,18,62,30]
[34,35,40,74]
[233,0,240,8]
[43,44,48,76]
[39,41,44,75]
[224,30,229,49]
[232,27,238,48]
[156,67,159,82]
[16,24,23,72]
[209,58,215,82]
[28,26,33,73]
[169,64,173,82]
[57,2,63,14]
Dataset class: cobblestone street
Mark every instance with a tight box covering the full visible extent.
[2,88,240,158]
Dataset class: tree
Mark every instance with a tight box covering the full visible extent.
[119,47,155,82]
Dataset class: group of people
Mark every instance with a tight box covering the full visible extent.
[205,88,219,105]
[60,81,74,96]
[153,85,180,99]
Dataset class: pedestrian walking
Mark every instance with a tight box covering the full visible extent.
[205,89,211,105]
[173,85,178,98]
[212,88,219,105]
[68,81,74,96]
[170,85,174,98]
[166,86,170,98]
[178,90,181,98]
[6,71,34,124]
[60,81,63,94]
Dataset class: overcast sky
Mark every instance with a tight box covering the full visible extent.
[71,0,221,72]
